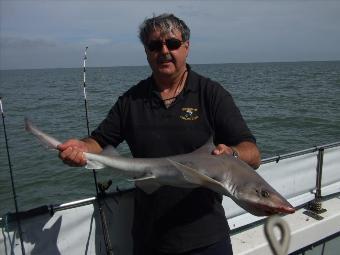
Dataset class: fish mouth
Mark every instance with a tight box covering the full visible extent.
[261,203,296,216]
[247,201,296,216]
[278,205,296,214]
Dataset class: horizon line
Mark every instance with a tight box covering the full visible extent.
[1,59,339,72]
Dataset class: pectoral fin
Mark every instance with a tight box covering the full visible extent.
[167,159,227,195]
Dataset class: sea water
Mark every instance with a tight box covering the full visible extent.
[1,61,339,215]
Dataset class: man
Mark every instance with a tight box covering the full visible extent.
[59,13,261,255]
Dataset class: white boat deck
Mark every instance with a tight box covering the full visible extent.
[231,195,340,255]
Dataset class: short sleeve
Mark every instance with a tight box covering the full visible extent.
[90,97,125,148]
[207,82,256,146]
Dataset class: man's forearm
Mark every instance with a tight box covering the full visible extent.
[233,141,261,169]
[81,137,103,154]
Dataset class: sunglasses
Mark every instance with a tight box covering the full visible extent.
[147,38,184,52]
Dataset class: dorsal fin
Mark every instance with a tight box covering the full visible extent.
[191,136,215,155]
[85,146,120,170]
[101,145,119,156]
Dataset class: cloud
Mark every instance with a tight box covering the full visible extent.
[1,1,340,69]
[1,36,57,49]
[82,38,113,47]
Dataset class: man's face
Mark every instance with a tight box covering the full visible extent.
[145,29,189,78]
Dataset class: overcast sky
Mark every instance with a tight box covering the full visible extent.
[1,0,340,70]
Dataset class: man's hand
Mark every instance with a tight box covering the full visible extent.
[58,137,103,167]
[58,139,88,167]
[212,144,234,156]
[211,142,261,169]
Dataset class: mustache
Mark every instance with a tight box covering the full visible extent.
[158,54,173,63]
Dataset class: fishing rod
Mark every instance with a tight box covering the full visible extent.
[0,97,26,255]
[82,47,113,255]
[83,46,100,194]
[83,47,91,138]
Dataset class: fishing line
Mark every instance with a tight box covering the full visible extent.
[82,48,113,255]
[0,97,26,255]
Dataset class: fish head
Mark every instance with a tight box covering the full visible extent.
[234,181,296,216]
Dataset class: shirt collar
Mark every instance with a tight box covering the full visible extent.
[183,64,199,93]
[147,64,198,98]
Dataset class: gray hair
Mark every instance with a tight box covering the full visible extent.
[138,13,190,45]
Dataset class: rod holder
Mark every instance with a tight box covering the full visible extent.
[309,148,327,214]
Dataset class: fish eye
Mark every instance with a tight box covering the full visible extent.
[261,190,270,198]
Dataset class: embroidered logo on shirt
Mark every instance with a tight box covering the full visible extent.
[180,107,199,121]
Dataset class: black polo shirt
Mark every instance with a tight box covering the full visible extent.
[91,65,256,253]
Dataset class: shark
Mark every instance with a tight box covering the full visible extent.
[25,118,295,216]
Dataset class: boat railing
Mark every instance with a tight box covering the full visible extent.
[261,141,340,164]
